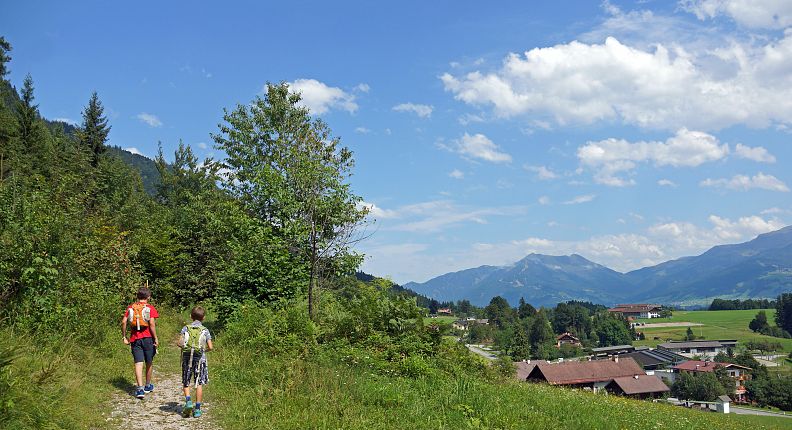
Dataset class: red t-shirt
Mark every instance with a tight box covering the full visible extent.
[124,302,159,342]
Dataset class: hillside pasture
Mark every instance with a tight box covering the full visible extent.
[633,309,792,352]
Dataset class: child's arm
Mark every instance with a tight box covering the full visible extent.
[149,318,159,347]
[121,314,129,344]
[206,339,213,351]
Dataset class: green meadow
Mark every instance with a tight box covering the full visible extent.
[633,309,792,352]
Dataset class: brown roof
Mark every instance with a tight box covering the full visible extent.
[514,361,547,380]
[527,358,644,385]
[556,332,580,341]
[673,360,752,373]
[607,375,670,395]
[608,304,661,313]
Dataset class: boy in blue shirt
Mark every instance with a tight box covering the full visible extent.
[179,306,213,418]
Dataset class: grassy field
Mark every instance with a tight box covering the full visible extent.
[633,309,792,352]
[211,351,792,429]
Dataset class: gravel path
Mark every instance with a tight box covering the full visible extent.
[107,371,222,430]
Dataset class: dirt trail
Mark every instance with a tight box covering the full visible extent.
[107,371,222,430]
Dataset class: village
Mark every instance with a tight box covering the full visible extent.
[438,303,792,419]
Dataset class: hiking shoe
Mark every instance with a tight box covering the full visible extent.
[143,384,154,393]
[135,388,145,399]
[193,408,202,418]
[183,400,194,417]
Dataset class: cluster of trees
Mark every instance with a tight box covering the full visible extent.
[745,294,792,339]
[0,35,369,341]
[464,296,632,360]
[708,297,776,311]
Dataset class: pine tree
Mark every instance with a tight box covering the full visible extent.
[0,36,11,78]
[16,74,41,149]
[76,92,110,167]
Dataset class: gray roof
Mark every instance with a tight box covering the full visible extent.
[592,345,636,353]
[658,341,726,349]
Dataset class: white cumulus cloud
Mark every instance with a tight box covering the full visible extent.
[700,172,790,192]
[449,169,465,179]
[393,103,434,118]
[444,133,512,163]
[681,0,792,29]
[577,128,729,186]
[124,147,145,157]
[286,79,357,115]
[525,165,559,180]
[734,143,776,163]
[136,113,162,127]
[441,34,792,130]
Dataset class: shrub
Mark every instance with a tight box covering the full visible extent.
[223,300,317,358]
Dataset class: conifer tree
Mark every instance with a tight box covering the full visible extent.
[0,36,11,78]
[76,91,110,167]
[16,74,41,149]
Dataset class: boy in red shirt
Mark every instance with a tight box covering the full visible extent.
[121,286,160,399]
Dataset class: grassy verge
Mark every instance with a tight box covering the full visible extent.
[0,309,193,429]
[210,344,791,429]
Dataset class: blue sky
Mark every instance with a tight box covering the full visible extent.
[4,1,792,284]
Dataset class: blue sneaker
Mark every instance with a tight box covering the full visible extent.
[135,388,145,399]
[144,384,154,393]
[193,408,202,418]
[183,400,194,417]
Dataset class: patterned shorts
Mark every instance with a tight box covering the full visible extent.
[181,350,209,387]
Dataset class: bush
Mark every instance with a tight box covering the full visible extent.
[223,300,317,358]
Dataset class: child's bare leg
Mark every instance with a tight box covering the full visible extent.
[196,385,203,403]
[145,361,154,385]
[183,387,191,398]
[134,362,144,387]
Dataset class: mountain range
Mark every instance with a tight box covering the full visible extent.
[403,226,792,307]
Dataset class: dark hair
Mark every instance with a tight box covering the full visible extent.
[191,306,206,321]
[137,287,151,300]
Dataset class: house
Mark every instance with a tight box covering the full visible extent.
[657,340,737,359]
[620,347,687,370]
[607,304,662,319]
[521,357,644,392]
[451,318,489,331]
[673,360,751,402]
[556,332,581,348]
[436,308,453,316]
[591,344,635,357]
[605,374,671,399]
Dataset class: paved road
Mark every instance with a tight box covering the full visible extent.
[466,344,498,361]
[731,406,792,418]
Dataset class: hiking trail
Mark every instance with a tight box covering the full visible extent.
[106,371,222,430]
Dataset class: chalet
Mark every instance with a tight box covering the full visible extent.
[451,319,489,331]
[436,308,453,316]
[605,374,671,399]
[673,360,751,402]
[607,304,662,319]
[520,357,644,392]
[657,340,737,359]
[556,332,581,348]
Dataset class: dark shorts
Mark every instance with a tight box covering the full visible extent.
[131,337,156,363]
[181,350,208,387]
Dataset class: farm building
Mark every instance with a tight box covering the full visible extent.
[607,304,662,319]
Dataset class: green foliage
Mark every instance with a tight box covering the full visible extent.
[750,310,770,333]
[213,82,368,319]
[775,293,792,335]
[671,372,726,401]
[593,314,633,347]
[484,295,515,328]
[0,36,10,78]
[223,300,317,358]
[75,91,110,167]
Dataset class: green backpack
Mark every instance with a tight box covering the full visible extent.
[182,324,206,352]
